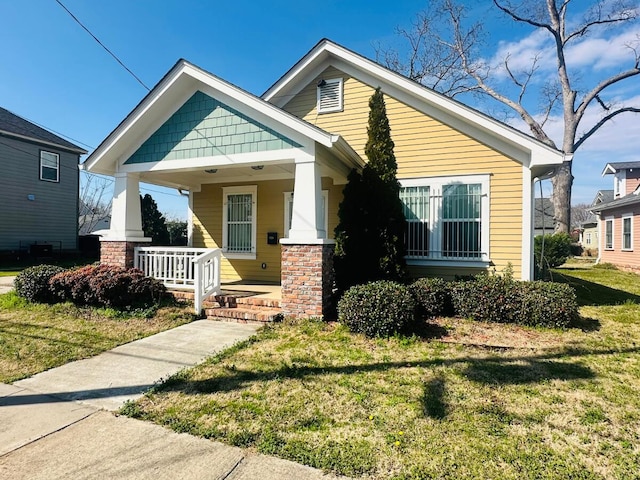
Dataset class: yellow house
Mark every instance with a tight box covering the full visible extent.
[84,39,566,318]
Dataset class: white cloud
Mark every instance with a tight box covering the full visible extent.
[489,25,640,79]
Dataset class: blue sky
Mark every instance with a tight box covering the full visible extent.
[2,0,638,219]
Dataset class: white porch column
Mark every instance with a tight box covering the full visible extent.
[286,153,326,242]
[100,172,150,268]
[105,172,150,242]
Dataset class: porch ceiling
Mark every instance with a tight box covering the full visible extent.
[138,161,297,190]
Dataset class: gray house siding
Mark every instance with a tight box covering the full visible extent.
[0,136,80,252]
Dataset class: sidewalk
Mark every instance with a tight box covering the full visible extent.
[0,320,345,479]
[0,276,14,294]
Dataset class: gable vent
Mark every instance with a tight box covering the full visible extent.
[317,78,343,114]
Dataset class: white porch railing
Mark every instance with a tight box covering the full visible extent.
[134,247,222,314]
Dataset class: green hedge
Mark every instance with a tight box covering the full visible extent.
[409,277,453,319]
[451,273,578,328]
[337,281,415,338]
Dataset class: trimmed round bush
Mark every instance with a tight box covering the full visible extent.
[409,277,453,319]
[14,264,66,303]
[337,280,416,338]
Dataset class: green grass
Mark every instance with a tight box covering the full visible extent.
[123,265,640,479]
[0,291,196,383]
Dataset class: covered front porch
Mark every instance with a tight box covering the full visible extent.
[83,60,362,318]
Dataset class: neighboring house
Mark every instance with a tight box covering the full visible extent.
[83,39,566,317]
[533,198,555,237]
[579,190,613,254]
[78,200,111,236]
[592,163,640,272]
[0,107,87,253]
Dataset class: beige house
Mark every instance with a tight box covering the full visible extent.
[84,39,566,318]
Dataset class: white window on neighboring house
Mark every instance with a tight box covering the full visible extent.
[317,78,343,114]
[585,232,592,245]
[222,186,257,259]
[605,218,614,249]
[40,151,59,182]
[622,215,633,250]
[399,175,490,264]
[283,191,328,237]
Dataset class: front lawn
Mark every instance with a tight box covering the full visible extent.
[0,292,195,383]
[124,266,640,479]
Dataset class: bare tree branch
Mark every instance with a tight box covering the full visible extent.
[380,0,640,232]
[575,106,640,150]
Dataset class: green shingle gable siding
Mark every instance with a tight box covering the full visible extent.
[124,91,301,165]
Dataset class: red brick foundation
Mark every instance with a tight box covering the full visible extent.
[281,243,335,319]
[100,240,145,268]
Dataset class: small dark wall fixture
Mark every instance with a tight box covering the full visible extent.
[267,232,278,245]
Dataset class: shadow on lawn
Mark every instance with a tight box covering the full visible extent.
[553,269,640,306]
[157,345,640,419]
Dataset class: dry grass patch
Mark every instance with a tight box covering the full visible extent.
[124,267,640,479]
[0,291,195,383]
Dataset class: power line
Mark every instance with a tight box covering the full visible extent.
[54,0,151,91]
[0,139,185,199]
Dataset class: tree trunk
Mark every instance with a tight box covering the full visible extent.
[551,161,573,233]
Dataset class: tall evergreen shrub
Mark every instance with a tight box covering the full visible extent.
[334,88,407,291]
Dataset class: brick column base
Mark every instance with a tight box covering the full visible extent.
[100,240,146,268]
[281,243,335,319]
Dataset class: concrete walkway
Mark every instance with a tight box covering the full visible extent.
[0,276,15,294]
[0,321,344,479]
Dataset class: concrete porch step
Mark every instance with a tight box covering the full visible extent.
[204,306,282,323]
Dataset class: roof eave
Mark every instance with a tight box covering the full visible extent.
[0,129,87,155]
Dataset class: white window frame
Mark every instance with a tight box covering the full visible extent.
[317,78,343,114]
[614,171,626,197]
[622,214,633,251]
[399,174,491,267]
[604,217,614,250]
[283,191,328,238]
[585,232,592,245]
[40,151,60,182]
[222,185,257,259]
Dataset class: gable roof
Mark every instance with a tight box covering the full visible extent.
[263,39,567,173]
[592,189,614,206]
[591,191,640,213]
[602,162,640,175]
[0,106,86,154]
[84,59,362,175]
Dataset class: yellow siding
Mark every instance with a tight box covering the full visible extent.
[192,177,343,283]
[284,66,524,278]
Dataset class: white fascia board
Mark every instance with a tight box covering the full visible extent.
[602,163,617,176]
[85,63,188,174]
[86,60,341,176]
[265,40,565,168]
[263,46,330,103]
